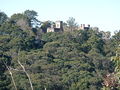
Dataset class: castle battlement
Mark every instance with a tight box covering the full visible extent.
[79,24,90,30]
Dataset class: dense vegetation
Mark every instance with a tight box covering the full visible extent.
[0,10,120,90]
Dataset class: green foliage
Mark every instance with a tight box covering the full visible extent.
[24,10,41,27]
[102,45,120,90]
[112,45,120,72]
[10,13,28,22]
[0,53,11,90]
[66,17,78,31]
[0,11,8,25]
[0,11,120,89]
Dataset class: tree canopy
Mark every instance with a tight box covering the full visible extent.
[66,17,78,31]
[0,11,8,25]
[0,10,120,90]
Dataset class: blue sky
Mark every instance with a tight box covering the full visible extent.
[1,0,120,34]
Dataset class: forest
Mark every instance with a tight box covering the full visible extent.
[0,10,120,90]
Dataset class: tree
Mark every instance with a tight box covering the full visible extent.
[24,10,41,28]
[112,45,120,72]
[0,52,11,90]
[66,17,78,31]
[10,13,30,30]
[0,11,8,25]
[113,30,120,43]
[100,31,111,40]
[102,45,120,90]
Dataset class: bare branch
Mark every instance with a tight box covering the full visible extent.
[17,50,33,90]
[9,67,24,72]
[3,61,17,90]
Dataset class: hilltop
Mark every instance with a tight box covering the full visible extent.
[0,10,120,90]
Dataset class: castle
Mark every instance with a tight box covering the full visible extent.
[46,21,91,33]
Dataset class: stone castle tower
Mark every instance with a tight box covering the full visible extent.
[55,21,63,30]
[47,21,63,32]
